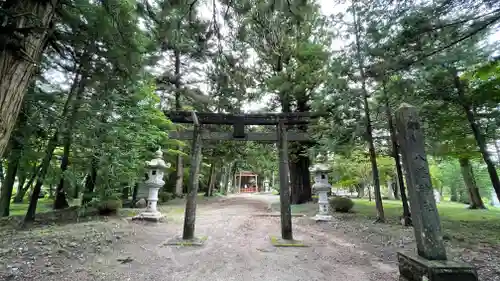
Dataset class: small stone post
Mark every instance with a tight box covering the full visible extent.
[133,147,170,222]
[264,179,270,192]
[395,103,478,281]
[310,154,333,221]
[491,191,500,207]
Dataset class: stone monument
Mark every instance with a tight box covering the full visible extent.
[491,192,500,207]
[395,104,477,281]
[310,154,333,221]
[434,190,441,204]
[387,179,395,200]
[133,147,170,222]
[264,179,270,192]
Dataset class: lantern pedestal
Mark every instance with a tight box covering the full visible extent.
[133,185,164,222]
[132,148,169,223]
[310,154,333,222]
[312,189,332,221]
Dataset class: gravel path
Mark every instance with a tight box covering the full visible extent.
[64,194,399,281]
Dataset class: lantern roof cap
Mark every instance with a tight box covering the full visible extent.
[146,147,170,169]
[309,154,331,173]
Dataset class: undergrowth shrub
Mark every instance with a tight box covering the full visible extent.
[158,192,174,203]
[329,196,354,213]
[96,199,123,215]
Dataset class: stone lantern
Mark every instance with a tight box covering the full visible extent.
[133,147,170,222]
[309,154,333,221]
[263,179,270,192]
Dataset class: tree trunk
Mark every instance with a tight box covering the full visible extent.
[384,87,410,225]
[289,98,312,204]
[494,140,500,164]
[289,143,312,204]
[13,175,27,203]
[368,184,372,201]
[122,184,130,200]
[25,132,59,222]
[0,160,4,184]
[132,182,139,203]
[205,164,216,197]
[223,162,233,195]
[452,71,500,202]
[13,167,37,204]
[174,49,184,196]
[0,139,23,216]
[392,179,400,199]
[24,67,82,221]
[352,3,384,222]
[0,0,59,157]
[450,184,458,202]
[0,105,29,216]
[459,157,485,209]
[356,183,364,198]
[54,74,87,210]
[82,158,98,206]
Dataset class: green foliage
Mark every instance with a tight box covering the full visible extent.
[158,191,174,203]
[95,199,123,215]
[329,196,354,213]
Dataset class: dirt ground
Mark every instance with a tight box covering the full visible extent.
[0,194,401,281]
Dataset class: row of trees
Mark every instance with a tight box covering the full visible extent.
[0,0,499,224]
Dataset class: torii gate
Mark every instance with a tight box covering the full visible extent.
[165,111,318,245]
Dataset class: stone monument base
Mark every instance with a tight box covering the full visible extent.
[164,236,207,246]
[312,214,333,221]
[398,252,478,281]
[132,211,164,222]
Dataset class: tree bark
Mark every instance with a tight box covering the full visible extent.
[174,49,184,196]
[25,66,82,221]
[384,87,411,225]
[289,97,312,204]
[82,159,98,205]
[452,71,500,202]
[13,174,27,203]
[0,0,59,158]
[13,165,38,204]
[289,143,312,204]
[0,138,23,216]
[356,183,364,198]
[205,164,216,197]
[54,73,88,210]
[0,105,29,216]
[25,132,58,222]
[0,160,4,184]
[132,182,139,203]
[494,140,500,164]
[352,2,384,222]
[458,157,485,209]
[182,122,203,240]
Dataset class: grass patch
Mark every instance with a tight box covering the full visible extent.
[270,202,317,216]
[9,198,53,216]
[352,199,500,245]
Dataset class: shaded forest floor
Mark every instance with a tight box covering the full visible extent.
[0,195,397,281]
[0,194,498,280]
